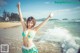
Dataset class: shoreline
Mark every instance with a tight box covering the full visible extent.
[0,21,80,53]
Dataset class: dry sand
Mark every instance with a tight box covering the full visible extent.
[0,22,21,29]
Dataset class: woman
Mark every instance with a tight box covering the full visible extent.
[17,2,53,53]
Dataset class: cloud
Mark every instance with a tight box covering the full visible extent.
[72,7,80,10]
[53,6,80,14]
[0,0,7,7]
[44,1,50,4]
[52,6,80,19]
[21,6,80,19]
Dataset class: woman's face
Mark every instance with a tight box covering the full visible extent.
[27,21,33,29]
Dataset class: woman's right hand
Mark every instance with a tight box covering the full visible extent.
[17,2,20,9]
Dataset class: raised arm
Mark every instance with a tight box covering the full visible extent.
[17,2,27,31]
[34,13,54,31]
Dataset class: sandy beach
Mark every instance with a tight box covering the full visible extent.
[0,22,62,53]
[0,22,21,29]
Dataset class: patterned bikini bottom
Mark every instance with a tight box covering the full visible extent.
[22,44,38,53]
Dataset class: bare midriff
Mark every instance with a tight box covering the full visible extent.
[23,37,34,48]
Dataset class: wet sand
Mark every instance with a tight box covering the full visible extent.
[0,22,62,53]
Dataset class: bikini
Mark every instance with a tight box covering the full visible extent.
[22,30,38,53]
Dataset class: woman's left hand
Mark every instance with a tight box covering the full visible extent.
[49,12,54,18]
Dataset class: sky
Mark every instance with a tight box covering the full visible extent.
[0,0,80,19]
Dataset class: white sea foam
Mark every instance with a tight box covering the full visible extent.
[39,26,79,53]
[40,27,73,42]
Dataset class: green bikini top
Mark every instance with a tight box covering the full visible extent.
[22,30,36,39]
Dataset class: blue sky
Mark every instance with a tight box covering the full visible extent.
[0,0,80,19]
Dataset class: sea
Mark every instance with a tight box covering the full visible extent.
[35,20,80,53]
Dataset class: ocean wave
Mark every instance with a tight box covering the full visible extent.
[39,26,79,53]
